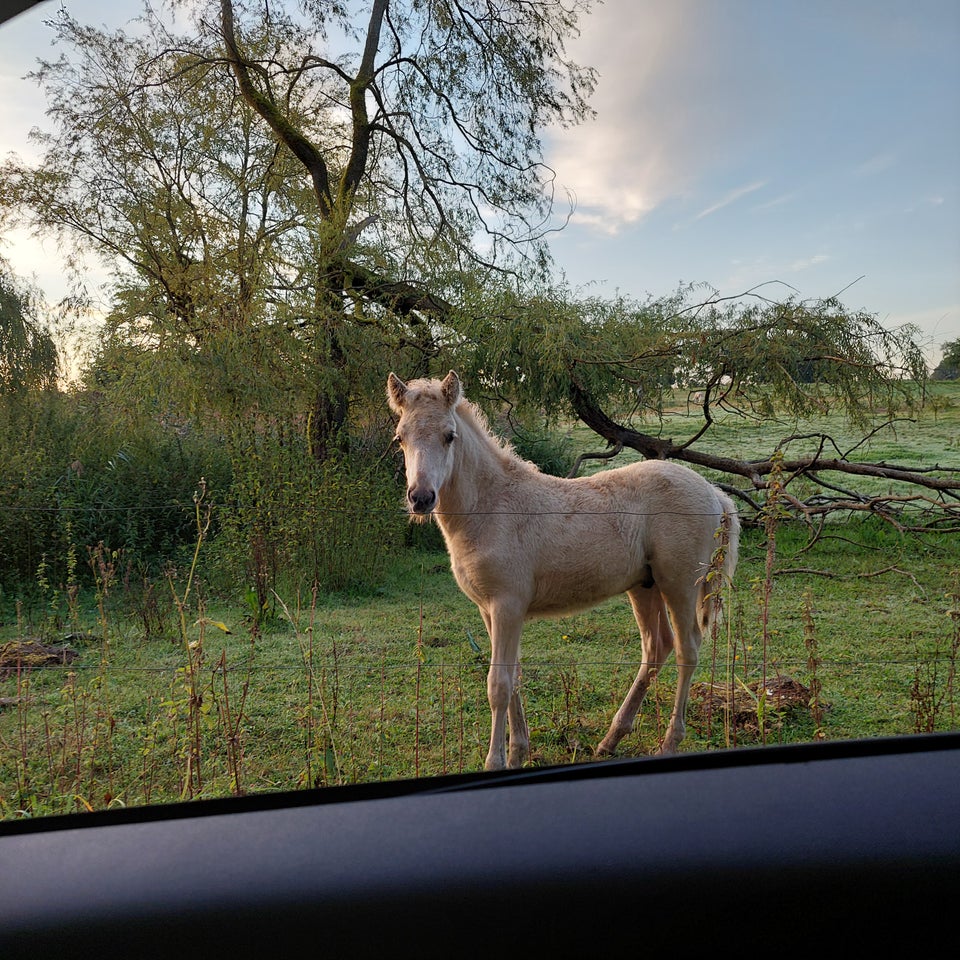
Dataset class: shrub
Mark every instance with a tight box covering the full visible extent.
[211,429,407,614]
[508,424,576,477]
[0,388,231,593]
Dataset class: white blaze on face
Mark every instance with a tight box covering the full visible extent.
[402,429,441,515]
[387,371,462,516]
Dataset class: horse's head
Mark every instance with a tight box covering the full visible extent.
[387,370,463,517]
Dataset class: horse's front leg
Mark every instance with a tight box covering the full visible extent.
[507,674,529,768]
[482,607,526,771]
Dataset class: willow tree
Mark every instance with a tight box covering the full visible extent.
[216,0,596,449]
[0,259,58,395]
[0,8,321,421]
[453,283,959,532]
[1,0,595,454]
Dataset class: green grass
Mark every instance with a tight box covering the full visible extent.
[631,381,960,459]
[1,386,959,819]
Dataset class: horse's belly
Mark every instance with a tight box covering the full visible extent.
[526,562,640,619]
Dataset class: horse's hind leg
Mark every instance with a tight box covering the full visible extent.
[657,591,704,755]
[597,586,673,757]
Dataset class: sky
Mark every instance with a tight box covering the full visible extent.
[1,0,958,367]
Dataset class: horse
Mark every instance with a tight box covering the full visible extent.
[387,370,740,771]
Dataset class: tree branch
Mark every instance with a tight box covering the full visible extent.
[220,0,333,216]
[567,379,960,530]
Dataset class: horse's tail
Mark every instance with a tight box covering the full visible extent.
[698,491,740,633]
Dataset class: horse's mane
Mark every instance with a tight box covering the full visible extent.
[455,398,541,476]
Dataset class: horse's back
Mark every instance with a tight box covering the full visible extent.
[507,459,733,616]
[583,458,737,594]
[586,458,731,532]
[443,452,737,620]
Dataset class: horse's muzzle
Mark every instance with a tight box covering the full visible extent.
[407,487,437,515]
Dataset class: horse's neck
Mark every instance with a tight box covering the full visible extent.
[436,414,510,532]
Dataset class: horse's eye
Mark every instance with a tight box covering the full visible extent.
[393,434,403,447]
[444,431,456,446]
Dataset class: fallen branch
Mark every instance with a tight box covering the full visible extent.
[568,381,960,528]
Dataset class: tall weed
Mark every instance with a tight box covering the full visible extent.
[213,429,406,612]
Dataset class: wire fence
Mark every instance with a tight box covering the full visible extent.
[6,652,957,673]
[2,493,958,816]
[2,625,957,818]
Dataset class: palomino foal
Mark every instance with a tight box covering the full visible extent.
[388,371,739,770]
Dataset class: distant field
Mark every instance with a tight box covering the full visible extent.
[571,380,960,498]
[2,384,958,818]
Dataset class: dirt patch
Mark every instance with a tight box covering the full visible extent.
[0,640,81,679]
[691,675,824,734]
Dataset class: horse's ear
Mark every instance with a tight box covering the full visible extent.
[440,370,462,407]
[386,372,407,412]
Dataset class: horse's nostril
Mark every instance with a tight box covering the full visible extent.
[408,488,437,514]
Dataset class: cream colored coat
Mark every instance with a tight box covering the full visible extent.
[388,371,740,771]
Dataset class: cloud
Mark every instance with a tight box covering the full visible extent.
[854,153,897,177]
[694,180,768,220]
[753,192,797,212]
[786,253,830,273]
[545,2,793,236]
[546,3,723,233]
[719,252,832,293]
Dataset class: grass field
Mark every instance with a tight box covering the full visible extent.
[1,384,958,819]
